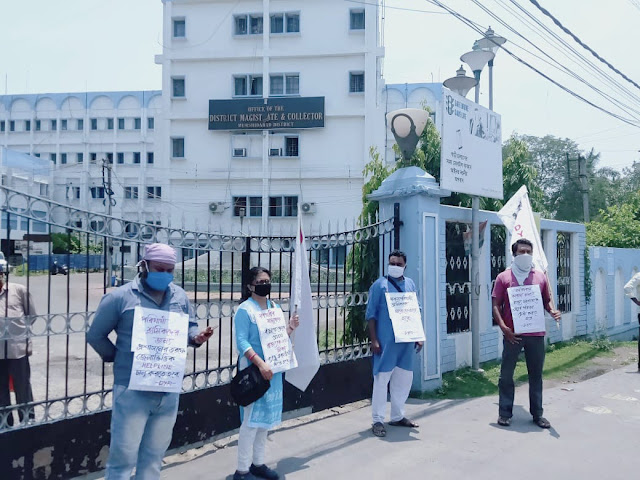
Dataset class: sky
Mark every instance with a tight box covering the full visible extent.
[1,0,638,172]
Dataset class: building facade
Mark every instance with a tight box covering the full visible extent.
[0,2,451,249]
[157,0,385,235]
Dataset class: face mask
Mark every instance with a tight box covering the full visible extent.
[513,253,533,271]
[388,265,405,278]
[253,283,272,297]
[145,272,174,291]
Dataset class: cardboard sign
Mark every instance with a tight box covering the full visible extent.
[507,285,546,334]
[129,306,189,393]
[255,308,298,374]
[385,292,426,343]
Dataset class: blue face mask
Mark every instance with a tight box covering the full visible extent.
[145,272,173,291]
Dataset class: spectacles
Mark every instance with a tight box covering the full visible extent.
[253,280,271,285]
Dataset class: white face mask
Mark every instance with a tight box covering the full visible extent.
[388,265,405,278]
[513,253,533,271]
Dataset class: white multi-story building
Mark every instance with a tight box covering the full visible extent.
[0,91,164,226]
[157,0,385,235]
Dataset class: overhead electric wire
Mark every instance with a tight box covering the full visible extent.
[528,0,640,91]
[470,0,640,121]
[423,0,640,128]
[503,0,640,111]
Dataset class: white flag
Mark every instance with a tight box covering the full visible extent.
[497,185,548,272]
[285,214,320,391]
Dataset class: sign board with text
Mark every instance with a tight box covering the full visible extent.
[385,292,425,343]
[208,97,325,130]
[255,308,298,374]
[507,285,546,334]
[129,306,189,393]
[440,88,503,199]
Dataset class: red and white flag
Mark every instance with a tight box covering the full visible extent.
[285,213,320,392]
[497,185,548,272]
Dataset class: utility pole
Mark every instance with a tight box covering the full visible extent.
[578,155,590,222]
[566,153,590,223]
[102,159,115,285]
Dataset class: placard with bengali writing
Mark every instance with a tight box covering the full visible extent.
[254,308,298,374]
[128,306,189,393]
[385,292,426,343]
[507,285,546,334]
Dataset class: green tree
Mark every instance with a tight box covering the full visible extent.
[51,232,103,254]
[482,136,546,213]
[586,190,640,248]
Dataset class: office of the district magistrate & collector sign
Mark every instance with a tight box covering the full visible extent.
[208,97,325,130]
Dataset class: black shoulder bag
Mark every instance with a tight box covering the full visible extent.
[230,361,271,407]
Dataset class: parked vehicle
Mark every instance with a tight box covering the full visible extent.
[51,260,69,275]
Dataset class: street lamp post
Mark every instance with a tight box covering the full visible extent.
[473,27,507,111]
[459,49,494,371]
[386,108,431,163]
[443,65,478,98]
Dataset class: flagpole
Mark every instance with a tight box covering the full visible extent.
[544,271,560,328]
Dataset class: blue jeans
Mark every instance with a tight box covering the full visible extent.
[106,385,180,480]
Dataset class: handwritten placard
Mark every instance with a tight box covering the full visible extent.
[507,285,545,334]
[385,292,425,343]
[254,308,298,374]
[128,306,189,393]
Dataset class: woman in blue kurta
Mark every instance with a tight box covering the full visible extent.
[366,250,423,438]
[233,267,299,480]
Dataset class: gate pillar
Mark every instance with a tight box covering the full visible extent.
[369,166,450,392]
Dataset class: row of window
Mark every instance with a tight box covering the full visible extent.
[172,9,365,39]
[170,136,299,159]
[0,117,154,133]
[67,185,161,200]
[232,195,298,217]
[171,71,364,99]
[123,186,162,200]
[46,152,154,165]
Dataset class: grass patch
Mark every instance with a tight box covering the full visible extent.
[418,339,633,400]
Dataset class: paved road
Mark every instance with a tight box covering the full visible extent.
[155,366,640,480]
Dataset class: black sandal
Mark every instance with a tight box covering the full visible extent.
[497,416,511,426]
[388,417,418,428]
[372,422,386,437]
[533,417,551,428]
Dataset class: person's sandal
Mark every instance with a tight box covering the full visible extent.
[388,417,418,428]
[533,417,551,428]
[497,416,511,427]
[250,463,279,480]
[372,421,386,437]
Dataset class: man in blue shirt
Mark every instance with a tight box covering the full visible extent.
[366,250,423,437]
[87,243,212,479]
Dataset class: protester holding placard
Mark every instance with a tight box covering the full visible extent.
[87,243,213,480]
[492,238,561,429]
[366,250,423,438]
[233,267,299,480]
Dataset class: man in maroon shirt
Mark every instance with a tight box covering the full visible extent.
[492,238,561,428]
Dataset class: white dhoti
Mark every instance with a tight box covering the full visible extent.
[371,366,413,424]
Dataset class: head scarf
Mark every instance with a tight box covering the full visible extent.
[137,243,176,266]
